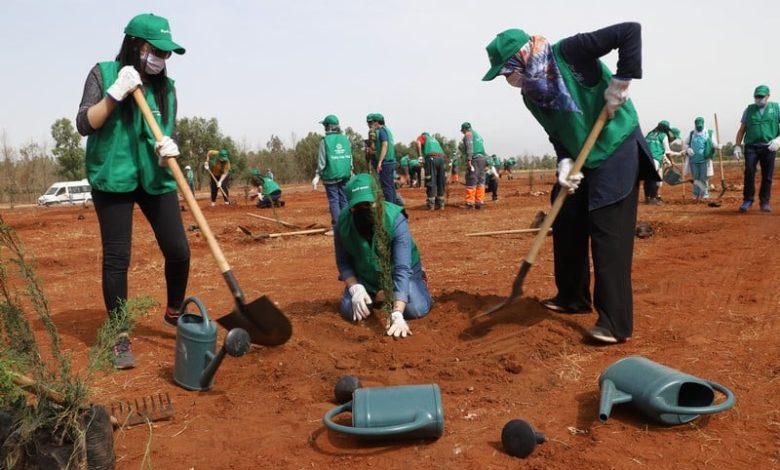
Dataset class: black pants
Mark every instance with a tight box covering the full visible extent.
[210,176,230,203]
[486,174,499,199]
[550,180,639,340]
[424,156,446,205]
[92,189,190,318]
[743,144,776,204]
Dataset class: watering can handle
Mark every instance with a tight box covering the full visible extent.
[179,296,210,326]
[323,402,432,437]
[651,380,736,415]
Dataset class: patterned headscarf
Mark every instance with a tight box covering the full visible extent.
[500,35,580,113]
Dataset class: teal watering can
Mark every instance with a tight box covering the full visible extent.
[599,356,736,425]
[174,297,217,391]
[323,384,444,440]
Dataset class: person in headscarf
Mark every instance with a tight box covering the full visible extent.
[644,120,682,204]
[482,23,657,344]
[333,174,432,338]
[683,117,719,202]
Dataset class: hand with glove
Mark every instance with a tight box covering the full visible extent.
[348,284,373,321]
[204,161,210,171]
[312,174,320,190]
[155,136,180,167]
[386,310,411,338]
[557,158,583,195]
[216,180,222,189]
[107,66,141,102]
[603,77,630,118]
[733,145,742,160]
[768,137,780,152]
[686,147,694,157]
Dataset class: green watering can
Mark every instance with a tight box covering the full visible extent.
[323,384,444,440]
[599,356,736,425]
[174,297,217,391]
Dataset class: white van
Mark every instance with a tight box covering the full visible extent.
[38,179,92,206]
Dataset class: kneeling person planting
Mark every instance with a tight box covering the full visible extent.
[334,174,432,338]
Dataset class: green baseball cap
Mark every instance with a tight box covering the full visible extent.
[754,84,770,97]
[124,13,185,54]
[694,116,704,125]
[659,120,670,128]
[320,114,339,126]
[366,113,376,122]
[250,168,260,177]
[345,173,377,209]
[373,113,385,122]
[670,128,681,140]
[218,149,229,160]
[482,29,530,81]
[460,122,471,131]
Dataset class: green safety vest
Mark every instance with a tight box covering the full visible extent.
[337,202,420,294]
[408,157,420,168]
[464,130,486,156]
[86,61,177,194]
[379,126,395,162]
[400,155,409,167]
[744,102,780,144]
[322,133,353,181]
[422,133,445,156]
[688,130,714,161]
[645,130,666,163]
[259,176,280,194]
[523,42,639,169]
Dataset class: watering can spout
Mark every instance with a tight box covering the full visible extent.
[599,378,632,422]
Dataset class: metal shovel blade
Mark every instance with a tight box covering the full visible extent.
[217,295,292,346]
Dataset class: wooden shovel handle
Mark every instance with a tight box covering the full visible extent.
[713,113,725,180]
[131,88,231,274]
[523,107,609,266]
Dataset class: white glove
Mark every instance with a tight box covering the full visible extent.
[386,310,411,338]
[107,66,141,102]
[686,148,694,157]
[216,181,222,189]
[204,161,210,170]
[312,174,320,190]
[155,136,179,167]
[557,158,583,195]
[469,164,475,172]
[768,137,780,152]
[348,284,373,321]
[603,77,630,118]
[733,145,742,160]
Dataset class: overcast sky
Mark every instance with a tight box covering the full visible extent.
[1,0,777,158]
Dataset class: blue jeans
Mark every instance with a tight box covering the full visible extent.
[338,265,432,321]
[378,160,404,205]
[324,181,348,227]
[257,190,282,208]
[743,144,776,204]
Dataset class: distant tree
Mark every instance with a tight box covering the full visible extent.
[344,127,367,174]
[266,135,286,153]
[50,118,85,180]
[176,116,239,190]
[293,132,322,182]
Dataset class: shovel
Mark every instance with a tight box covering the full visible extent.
[239,226,329,240]
[474,106,608,319]
[132,89,292,346]
[707,113,728,207]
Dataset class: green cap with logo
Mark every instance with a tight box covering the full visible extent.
[694,116,704,126]
[461,122,472,131]
[754,84,770,97]
[320,114,339,126]
[124,13,185,54]
[659,120,670,128]
[345,173,377,209]
[670,127,681,140]
[366,113,376,123]
[482,29,530,81]
[218,149,229,160]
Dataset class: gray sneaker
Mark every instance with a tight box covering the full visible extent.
[112,333,136,370]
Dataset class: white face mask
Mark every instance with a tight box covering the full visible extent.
[755,96,768,108]
[141,52,166,75]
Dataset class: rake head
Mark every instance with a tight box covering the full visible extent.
[109,393,175,428]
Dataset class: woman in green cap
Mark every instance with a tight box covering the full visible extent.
[76,13,189,369]
[683,117,719,202]
[644,120,682,204]
[334,173,432,338]
[205,149,231,206]
[482,23,657,344]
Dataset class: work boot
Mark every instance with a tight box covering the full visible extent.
[112,333,136,370]
[739,200,752,212]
